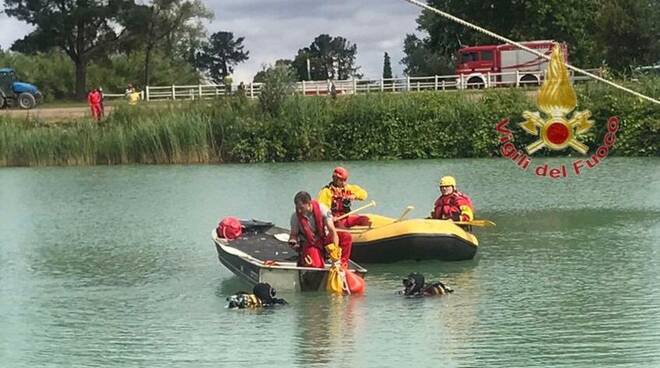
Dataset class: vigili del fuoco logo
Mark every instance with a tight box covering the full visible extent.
[495,44,619,179]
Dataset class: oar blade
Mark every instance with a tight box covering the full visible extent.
[454,219,496,227]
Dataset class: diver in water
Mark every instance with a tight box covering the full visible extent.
[226,282,288,309]
[400,272,454,297]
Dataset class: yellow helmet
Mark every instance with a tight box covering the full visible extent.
[439,176,456,187]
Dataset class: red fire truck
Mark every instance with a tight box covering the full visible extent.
[455,40,567,88]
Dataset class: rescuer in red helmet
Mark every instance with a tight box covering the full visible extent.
[317,166,370,266]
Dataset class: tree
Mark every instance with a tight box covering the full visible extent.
[594,0,660,70]
[257,63,297,116]
[291,34,361,81]
[402,0,603,75]
[4,0,134,98]
[401,34,454,76]
[383,52,393,79]
[195,31,249,84]
[126,0,212,86]
[253,59,292,83]
[0,48,202,100]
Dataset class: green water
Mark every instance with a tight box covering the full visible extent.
[1,158,659,367]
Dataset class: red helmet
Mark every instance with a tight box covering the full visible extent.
[333,166,349,180]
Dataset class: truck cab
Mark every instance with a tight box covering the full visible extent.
[456,46,498,88]
[0,67,43,109]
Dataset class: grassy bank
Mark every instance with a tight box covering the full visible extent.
[0,78,658,166]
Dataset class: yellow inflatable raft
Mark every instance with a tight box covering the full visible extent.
[348,214,478,263]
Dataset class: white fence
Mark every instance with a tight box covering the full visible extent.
[129,69,600,102]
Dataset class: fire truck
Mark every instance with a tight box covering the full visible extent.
[455,40,567,88]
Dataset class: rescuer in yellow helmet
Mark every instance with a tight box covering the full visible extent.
[430,176,474,222]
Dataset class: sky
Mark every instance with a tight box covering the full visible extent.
[0,0,422,83]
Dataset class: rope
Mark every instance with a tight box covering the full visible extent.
[401,0,660,105]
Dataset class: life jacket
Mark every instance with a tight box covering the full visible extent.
[325,183,352,216]
[297,200,331,249]
[433,191,473,220]
[87,91,100,105]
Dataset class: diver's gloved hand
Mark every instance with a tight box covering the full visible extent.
[324,243,342,263]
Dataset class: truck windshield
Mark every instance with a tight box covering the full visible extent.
[460,52,479,63]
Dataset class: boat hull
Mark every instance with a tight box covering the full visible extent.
[214,241,330,292]
[212,220,367,292]
[351,233,477,263]
[349,215,478,263]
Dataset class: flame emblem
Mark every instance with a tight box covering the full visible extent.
[520,44,593,154]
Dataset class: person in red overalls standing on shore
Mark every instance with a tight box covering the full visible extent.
[87,89,102,121]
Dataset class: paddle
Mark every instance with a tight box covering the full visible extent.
[336,205,414,234]
[395,206,415,222]
[334,200,376,222]
[274,233,290,242]
[216,237,269,265]
[453,219,496,227]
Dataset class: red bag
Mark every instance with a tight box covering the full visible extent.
[345,269,366,294]
[217,217,242,240]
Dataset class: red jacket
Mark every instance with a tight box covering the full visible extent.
[87,91,101,105]
[433,192,474,221]
[297,200,331,249]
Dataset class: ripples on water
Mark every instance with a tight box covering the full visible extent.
[0,158,659,367]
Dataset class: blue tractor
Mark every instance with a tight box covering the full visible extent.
[0,67,43,109]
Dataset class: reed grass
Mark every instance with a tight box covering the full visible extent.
[0,78,657,166]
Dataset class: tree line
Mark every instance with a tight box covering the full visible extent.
[2,0,254,98]
[401,0,659,76]
[2,0,658,100]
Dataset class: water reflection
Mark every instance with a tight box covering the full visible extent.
[1,159,659,368]
[293,294,364,367]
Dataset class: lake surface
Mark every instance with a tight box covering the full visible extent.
[1,158,659,367]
